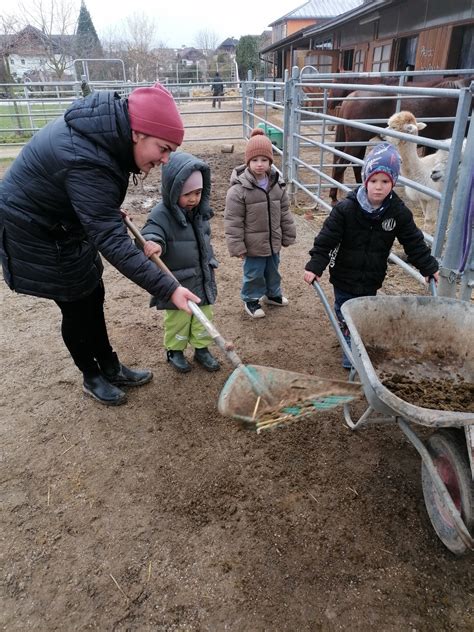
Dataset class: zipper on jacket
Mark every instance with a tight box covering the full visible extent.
[261,188,274,255]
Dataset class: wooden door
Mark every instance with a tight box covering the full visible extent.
[415,27,452,70]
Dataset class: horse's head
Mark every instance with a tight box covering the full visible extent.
[328,84,348,109]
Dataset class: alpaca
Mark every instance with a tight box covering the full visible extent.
[385,110,461,234]
[430,138,467,185]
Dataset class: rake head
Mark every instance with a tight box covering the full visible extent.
[218,365,362,432]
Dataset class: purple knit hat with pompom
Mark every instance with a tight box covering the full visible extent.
[363,142,401,186]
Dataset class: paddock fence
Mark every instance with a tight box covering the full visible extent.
[0,69,472,300]
[242,68,473,301]
[0,79,244,147]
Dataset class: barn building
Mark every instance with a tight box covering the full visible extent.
[262,0,474,77]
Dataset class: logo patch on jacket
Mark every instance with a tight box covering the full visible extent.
[328,243,340,268]
[382,218,396,231]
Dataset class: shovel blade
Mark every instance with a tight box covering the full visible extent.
[218,364,362,431]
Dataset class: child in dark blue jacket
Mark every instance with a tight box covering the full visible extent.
[304,142,439,368]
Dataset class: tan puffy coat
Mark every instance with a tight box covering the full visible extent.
[224,165,296,257]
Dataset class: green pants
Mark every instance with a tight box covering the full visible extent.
[164,305,214,350]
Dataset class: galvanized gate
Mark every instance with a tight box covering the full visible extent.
[0,71,472,299]
[242,68,473,301]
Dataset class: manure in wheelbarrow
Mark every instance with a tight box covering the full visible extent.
[364,344,474,412]
[381,374,474,412]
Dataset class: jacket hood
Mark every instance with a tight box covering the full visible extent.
[229,164,282,189]
[64,91,137,173]
[161,152,213,227]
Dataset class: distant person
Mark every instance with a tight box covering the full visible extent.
[224,128,296,319]
[303,142,439,368]
[141,152,220,373]
[80,75,92,97]
[0,83,200,406]
[211,72,224,108]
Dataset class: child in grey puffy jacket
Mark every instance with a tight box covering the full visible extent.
[142,152,220,373]
[224,129,296,319]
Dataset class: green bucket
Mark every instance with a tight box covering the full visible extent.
[257,123,284,150]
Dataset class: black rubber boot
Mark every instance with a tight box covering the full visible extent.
[194,347,220,372]
[83,374,127,406]
[102,353,153,387]
[166,350,191,373]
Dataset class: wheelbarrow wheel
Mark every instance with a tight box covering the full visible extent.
[421,429,474,555]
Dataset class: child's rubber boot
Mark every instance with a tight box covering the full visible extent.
[166,350,192,373]
[194,347,220,372]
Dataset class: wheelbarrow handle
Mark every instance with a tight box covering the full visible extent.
[312,281,355,367]
[121,211,244,369]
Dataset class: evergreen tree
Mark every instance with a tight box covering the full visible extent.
[75,1,103,61]
[235,35,260,80]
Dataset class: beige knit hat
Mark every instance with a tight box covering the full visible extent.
[245,128,273,164]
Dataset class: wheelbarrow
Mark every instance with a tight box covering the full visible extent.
[122,212,362,431]
[313,281,474,555]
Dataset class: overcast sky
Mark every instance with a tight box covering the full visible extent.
[5,0,299,48]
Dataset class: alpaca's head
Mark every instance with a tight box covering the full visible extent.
[430,138,466,182]
[386,111,427,144]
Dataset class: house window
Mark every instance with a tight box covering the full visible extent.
[342,49,354,71]
[372,43,391,72]
[397,36,418,71]
[314,38,332,50]
[21,59,26,65]
[10,58,15,65]
[354,49,365,72]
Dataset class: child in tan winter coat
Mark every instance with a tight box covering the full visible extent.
[224,129,296,318]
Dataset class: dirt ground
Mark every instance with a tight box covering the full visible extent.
[1,133,473,631]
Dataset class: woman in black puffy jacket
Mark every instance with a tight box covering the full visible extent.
[0,83,199,405]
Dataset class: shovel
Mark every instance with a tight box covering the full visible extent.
[123,212,362,431]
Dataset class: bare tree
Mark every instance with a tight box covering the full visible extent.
[124,12,159,82]
[0,14,20,83]
[18,0,78,79]
[194,29,219,54]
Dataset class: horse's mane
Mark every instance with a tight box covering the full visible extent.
[434,76,473,89]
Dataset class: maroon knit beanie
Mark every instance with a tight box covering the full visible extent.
[128,82,184,146]
[245,128,274,164]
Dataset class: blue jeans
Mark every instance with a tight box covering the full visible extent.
[333,287,377,331]
[334,287,376,367]
[241,254,282,302]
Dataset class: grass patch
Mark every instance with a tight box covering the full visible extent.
[0,100,69,142]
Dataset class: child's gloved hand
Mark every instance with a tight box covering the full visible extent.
[144,241,162,258]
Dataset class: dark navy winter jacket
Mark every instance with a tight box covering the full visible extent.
[141,152,218,310]
[305,189,439,295]
[0,90,178,302]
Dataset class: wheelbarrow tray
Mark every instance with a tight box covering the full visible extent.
[341,295,474,428]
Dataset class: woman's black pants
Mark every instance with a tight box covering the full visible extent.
[54,281,115,377]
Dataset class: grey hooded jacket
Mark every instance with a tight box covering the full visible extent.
[141,152,217,310]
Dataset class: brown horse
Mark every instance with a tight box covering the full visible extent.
[328,78,472,205]
[326,74,471,110]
